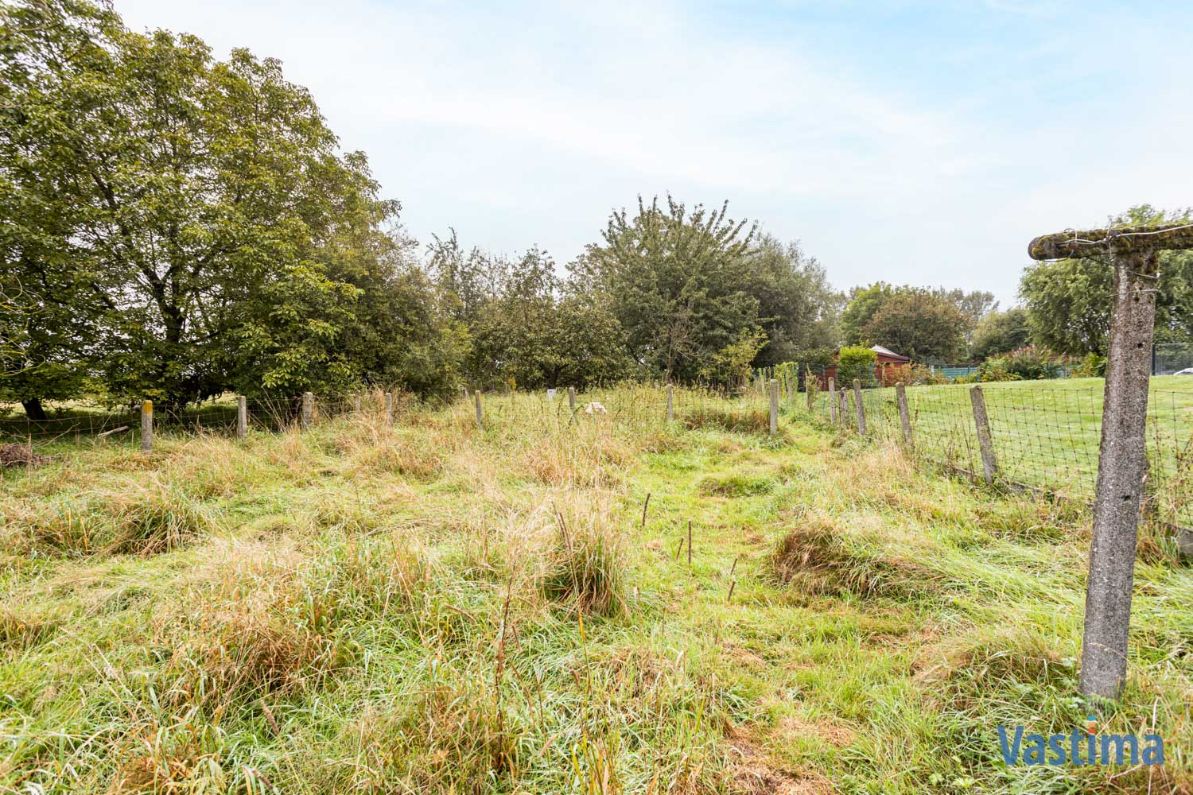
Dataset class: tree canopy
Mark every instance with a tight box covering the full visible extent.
[1019,206,1193,356]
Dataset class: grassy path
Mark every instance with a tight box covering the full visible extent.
[0,394,1189,793]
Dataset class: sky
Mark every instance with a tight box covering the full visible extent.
[115,0,1193,308]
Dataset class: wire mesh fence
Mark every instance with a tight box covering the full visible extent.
[812,381,1193,529]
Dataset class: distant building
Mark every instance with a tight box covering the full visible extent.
[819,345,911,388]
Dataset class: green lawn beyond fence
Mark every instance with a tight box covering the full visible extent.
[816,376,1193,527]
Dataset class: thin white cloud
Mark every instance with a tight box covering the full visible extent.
[112,0,1193,306]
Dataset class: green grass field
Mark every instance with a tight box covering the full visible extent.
[817,376,1193,525]
[0,387,1189,793]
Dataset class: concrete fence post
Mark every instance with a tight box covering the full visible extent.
[768,379,779,436]
[852,379,866,435]
[805,370,815,412]
[352,394,361,414]
[1081,250,1159,698]
[301,392,314,430]
[895,382,913,449]
[969,386,998,484]
[140,400,153,452]
[385,391,394,426]
[666,384,674,423]
[828,377,837,423]
[568,386,577,412]
[237,396,248,440]
[474,392,484,430]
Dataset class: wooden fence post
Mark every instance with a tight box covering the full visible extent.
[666,384,674,423]
[828,377,837,423]
[568,387,576,412]
[237,396,248,440]
[838,390,847,425]
[474,392,484,430]
[352,394,362,414]
[895,382,912,448]
[140,400,153,452]
[768,379,779,436]
[852,379,866,435]
[385,391,394,426]
[969,386,998,483]
[805,370,815,412]
[301,392,314,429]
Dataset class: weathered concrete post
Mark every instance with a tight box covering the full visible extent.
[768,379,779,436]
[895,382,913,449]
[474,392,484,430]
[666,384,674,423]
[852,379,866,435]
[568,387,577,412]
[1028,223,1193,699]
[237,396,248,440]
[140,400,153,452]
[301,392,314,430]
[969,385,998,483]
[828,377,837,423]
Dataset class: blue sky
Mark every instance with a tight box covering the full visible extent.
[115,0,1193,307]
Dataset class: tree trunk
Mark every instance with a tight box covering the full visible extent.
[21,398,48,421]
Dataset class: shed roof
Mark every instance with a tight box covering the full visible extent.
[870,345,910,362]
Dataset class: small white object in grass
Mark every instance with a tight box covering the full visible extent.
[547,388,557,400]
[584,401,608,415]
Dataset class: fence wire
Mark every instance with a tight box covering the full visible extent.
[812,381,1193,528]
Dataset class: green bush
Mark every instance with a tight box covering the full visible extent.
[980,345,1063,381]
[1072,352,1107,377]
[837,346,877,387]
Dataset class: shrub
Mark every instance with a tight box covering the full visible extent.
[981,345,1064,381]
[837,346,877,387]
[1072,352,1107,377]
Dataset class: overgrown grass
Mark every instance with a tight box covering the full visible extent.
[0,387,1188,793]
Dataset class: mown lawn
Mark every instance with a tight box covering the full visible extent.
[1,388,1189,793]
[820,377,1193,525]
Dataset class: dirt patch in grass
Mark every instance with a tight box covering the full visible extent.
[0,443,50,468]
[727,730,834,795]
[771,514,939,598]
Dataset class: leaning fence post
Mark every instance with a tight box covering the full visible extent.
[666,384,674,423]
[895,382,912,448]
[301,392,314,429]
[828,377,837,423]
[474,392,484,430]
[852,379,866,434]
[237,396,248,440]
[768,379,779,436]
[140,400,153,452]
[568,386,577,412]
[969,386,998,484]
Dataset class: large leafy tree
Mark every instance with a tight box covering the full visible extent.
[1,0,426,413]
[745,235,840,367]
[1019,205,1193,356]
[861,289,967,362]
[576,196,760,383]
[970,307,1031,360]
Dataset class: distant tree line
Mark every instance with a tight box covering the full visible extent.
[3,2,1191,418]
